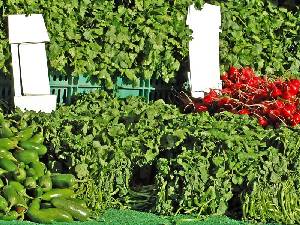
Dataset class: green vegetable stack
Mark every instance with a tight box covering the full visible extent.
[0,113,91,223]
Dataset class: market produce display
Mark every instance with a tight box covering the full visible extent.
[0,1,299,225]
[217,0,300,77]
[194,66,300,127]
[243,178,300,224]
[0,0,300,85]
[0,113,91,223]
[6,91,300,224]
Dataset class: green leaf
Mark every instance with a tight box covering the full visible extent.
[74,163,89,179]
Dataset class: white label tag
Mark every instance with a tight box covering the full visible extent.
[8,14,49,44]
[187,4,222,97]
[19,43,50,95]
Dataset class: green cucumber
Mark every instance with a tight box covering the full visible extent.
[0,121,14,138]
[38,174,52,192]
[0,149,17,162]
[0,159,17,172]
[27,199,73,223]
[41,188,75,201]
[28,132,44,144]
[14,150,39,164]
[0,195,8,212]
[0,138,18,150]
[19,141,47,156]
[16,126,36,142]
[51,197,90,221]
[30,161,46,178]
[51,173,77,188]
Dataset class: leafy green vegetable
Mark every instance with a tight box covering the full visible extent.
[242,178,300,224]
[0,0,201,84]
[8,90,300,225]
[1,0,300,83]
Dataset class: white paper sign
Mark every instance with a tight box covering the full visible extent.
[187,4,222,98]
[8,14,50,44]
[19,43,50,95]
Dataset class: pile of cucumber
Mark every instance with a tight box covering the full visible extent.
[0,113,91,223]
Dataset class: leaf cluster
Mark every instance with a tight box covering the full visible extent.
[213,0,300,78]
[7,91,300,224]
[1,0,300,85]
[0,0,203,86]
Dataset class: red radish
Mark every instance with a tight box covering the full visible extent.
[274,79,284,88]
[241,67,254,79]
[273,100,284,109]
[203,95,214,105]
[270,87,282,98]
[234,82,242,89]
[285,103,296,114]
[290,79,300,89]
[220,73,228,81]
[292,112,300,125]
[245,96,255,104]
[223,80,234,88]
[269,109,280,121]
[287,82,299,95]
[281,103,296,119]
[208,90,218,98]
[217,97,231,107]
[282,91,296,100]
[238,109,250,115]
[248,78,259,87]
[221,88,233,95]
[229,66,239,76]
[194,103,208,112]
[259,89,268,98]
[194,66,300,127]
[258,117,268,127]
[281,108,293,120]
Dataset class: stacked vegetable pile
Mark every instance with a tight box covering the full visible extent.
[1,0,300,85]
[0,113,91,223]
[243,177,300,224]
[194,66,300,127]
[7,91,300,224]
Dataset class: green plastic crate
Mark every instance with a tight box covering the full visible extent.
[49,74,170,104]
[49,71,103,104]
[0,71,170,105]
[116,77,169,102]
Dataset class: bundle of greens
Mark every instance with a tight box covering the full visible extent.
[7,91,300,224]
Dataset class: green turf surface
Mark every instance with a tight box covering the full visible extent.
[0,209,278,225]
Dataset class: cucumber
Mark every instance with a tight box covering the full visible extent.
[14,150,39,164]
[0,159,17,172]
[19,141,47,156]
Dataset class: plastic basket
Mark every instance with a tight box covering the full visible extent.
[50,75,170,104]
[0,71,170,105]
[49,71,103,104]
[115,77,172,103]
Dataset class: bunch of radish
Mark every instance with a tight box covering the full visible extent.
[194,66,300,127]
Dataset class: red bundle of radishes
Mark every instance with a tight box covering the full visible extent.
[194,66,300,127]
